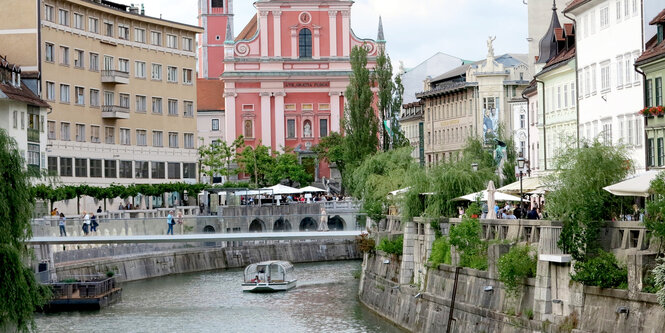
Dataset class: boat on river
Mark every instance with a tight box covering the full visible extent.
[242,260,297,292]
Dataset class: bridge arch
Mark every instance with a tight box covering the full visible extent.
[299,217,318,231]
[327,215,346,231]
[249,219,266,232]
[203,225,215,233]
[273,217,292,232]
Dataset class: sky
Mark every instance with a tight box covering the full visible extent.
[136,0,529,70]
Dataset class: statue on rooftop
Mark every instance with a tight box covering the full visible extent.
[487,36,496,58]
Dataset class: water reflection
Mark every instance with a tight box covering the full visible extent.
[36,261,404,333]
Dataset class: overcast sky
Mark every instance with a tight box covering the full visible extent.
[137,0,528,70]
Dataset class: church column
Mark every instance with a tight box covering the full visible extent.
[273,10,282,57]
[274,92,286,151]
[290,26,298,59]
[330,92,341,132]
[328,11,337,57]
[224,92,237,143]
[313,26,321,59]
[260,92,272,147]
[259,10,269,58]
[341,10,350,57]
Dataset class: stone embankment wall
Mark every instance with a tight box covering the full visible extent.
[55,240,360,282]
[359,217,665,333]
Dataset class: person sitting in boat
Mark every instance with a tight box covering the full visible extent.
[251,275,260,283]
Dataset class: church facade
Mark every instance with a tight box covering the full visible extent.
[198,0,383,180]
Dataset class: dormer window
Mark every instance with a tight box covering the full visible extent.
[658,24,664,43]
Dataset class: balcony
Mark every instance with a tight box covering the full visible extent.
[27,128,40,143]
[101,70,129,84]
[102,105,130,119]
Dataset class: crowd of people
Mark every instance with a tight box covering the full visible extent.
[473,201,545,220]
[52,206,103,237]
[240,193,344,206]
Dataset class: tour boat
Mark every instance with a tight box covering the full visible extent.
[242,260,297,292]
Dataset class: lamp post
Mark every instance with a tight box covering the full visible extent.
[517,157,525,214]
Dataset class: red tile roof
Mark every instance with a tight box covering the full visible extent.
[650,8,665,25]
[564,0,591,13]
[196,78,225,111]
[636,35,665,65]
[235,15,257,42]
[545,45,576,68]
[0,82,50,108]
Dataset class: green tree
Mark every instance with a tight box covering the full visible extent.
[546,139,631,261]
[374,49,394,152]
[343,45,379,174]
[645,171,665,250]
[0,129,51,331]
[390,72,409,148]
[267,148,313,187]
[236,144,274,187]
[198,136,244,184]
[449,210,487,270]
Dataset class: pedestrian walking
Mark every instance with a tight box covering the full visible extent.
[177,211,184,234]
[59,213,67,237]
[97,206,102,213]
[166,210,174,235]
[90,213,99,233]
[82,211,90,235]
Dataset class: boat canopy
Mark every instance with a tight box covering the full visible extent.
[243,261,295,283]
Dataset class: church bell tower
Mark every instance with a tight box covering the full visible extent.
[198,0,233,79]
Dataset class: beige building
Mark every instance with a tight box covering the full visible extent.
[0,0,203,185]
[400,101,424,165]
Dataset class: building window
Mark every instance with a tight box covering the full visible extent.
[27,144,40,168]
[104,160,117,178]
[135,61,146,78]
[75,158,87,177]
[151,162,165,179]
[136,129,147,146]
[48,157,58,174]
[602,123,612,144]
[12,111,17,129]
[151,64,162,80]
[118,25,129,40]
[320,118,328,137]
[168,162,180,179]
[104,91,114,106]
[557,86,561,109]
[90,89,100,107]
[656,77,663,106]
[287,119,296,138]
[182,37,193,51]
[120,128,131,145]
[75,87,84,105]
[136,95,147,112]
[60,122,71,141]
[212,119,219,131]
[299,28,312,58]
[600,61,611,92]
[183,69,192,84]
[168,99,178,115]
[615,1,622,21]
[591,64,597,94]
[184,133,194,149]
[74,13,83,29]
[120,94,130,108]
[168,132,179,148]
[91,125,100,143]
[167,66,177,82]
[167,34,177,48]
[135,28,146,43]
[152,97,162,114]
[212,0,224,7]
[244,120,253,138]
[183,163,196,179]
[89,53,99,71]
[119,161,133,178]
[119,58,129,73]
[616,56,624,87]
[104,22,113,37]
[60,157,73,177]
[659,138,664,167]
[74,49,84,68]
[519,114,525,129]
[135,161,149,179]
[153,131,163,147]
[625,56,632,85]
[150,31,162,46]
[184,101,194,117]
[60,84,70,103]
[105,126,115,144]
[45,43,54,62]
[571,82,576,106]
[47,121,55,139]
[90,159,102,177]
[58,9,69,26]
[89,17,99,33]
[104,55,114,70]
[44,5,54,22]
[647,79,653,107]
[76,124,85,142]
[46,81,55,100]
[60,46,69,65]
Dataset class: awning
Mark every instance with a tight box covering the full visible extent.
[498,176,546,194]
[603,170,661,197]
[453,190,526,202]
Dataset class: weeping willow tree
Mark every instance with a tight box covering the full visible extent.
[0,129,51,332]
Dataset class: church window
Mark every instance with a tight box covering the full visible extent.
[244,120,253,138]
[211,0,224,8]
[299,28,312,58]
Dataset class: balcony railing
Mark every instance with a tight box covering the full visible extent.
[101,70,129,84]
[102,105,130,119]
[27,128,40,143]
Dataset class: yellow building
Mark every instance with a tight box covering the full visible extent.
[0,0,203,185]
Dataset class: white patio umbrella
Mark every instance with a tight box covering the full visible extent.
[603,170,661,197]
[453,189,525,202]
[299,186,326,193]
[262,184,303,195]
[487,180,497,219]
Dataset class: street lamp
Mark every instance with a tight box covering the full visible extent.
[471,163,478,172]
[517,156,526,215]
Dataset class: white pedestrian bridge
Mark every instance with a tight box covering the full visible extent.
[28,231,363,245]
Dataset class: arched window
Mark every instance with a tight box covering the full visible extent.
[299,28,312,58]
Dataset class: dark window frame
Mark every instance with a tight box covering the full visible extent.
[299,28,312,59]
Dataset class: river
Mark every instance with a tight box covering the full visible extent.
[35,260,404,333]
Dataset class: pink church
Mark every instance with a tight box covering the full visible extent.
[198,0,384,180]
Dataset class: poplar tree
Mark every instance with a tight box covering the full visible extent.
[344,45,379,168]
[0,129,50,332]
[374,49,394,151]
[390,72,409,148]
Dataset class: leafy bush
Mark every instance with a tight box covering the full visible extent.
[449,216,487,270]
[497,244,537,296]
[356,233,376,253]
[570,250,627,288]
[652,258,665,308]
[376,235,404,255]
[429,237,452,268]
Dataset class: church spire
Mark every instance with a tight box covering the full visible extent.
[377,16,385,42]
[224,18,234,44]
[536,0,561,63]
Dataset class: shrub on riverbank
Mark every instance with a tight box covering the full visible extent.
[570,250,627,289]
[376,235,403,255]
[497,244,537,296]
